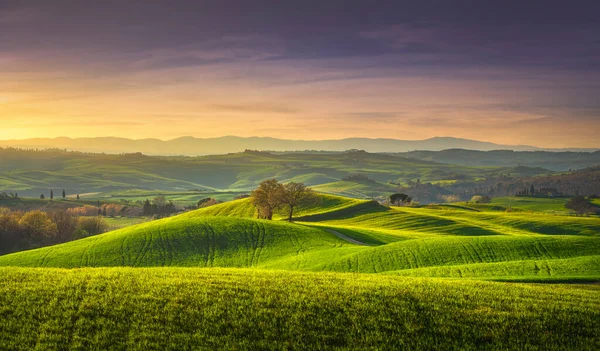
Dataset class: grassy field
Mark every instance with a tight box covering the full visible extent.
[488,196,570,211]
[102,216,152,230]
[1,193,599,349]
[0,267,598,351]
[81,190,246,206]
[442,196,572,214]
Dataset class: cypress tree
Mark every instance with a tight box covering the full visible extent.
[50,190,53,200]
[62,189,66,198]
[142,199,152,215]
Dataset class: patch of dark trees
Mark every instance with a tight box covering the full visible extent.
[142,197,177,218]
[0,209,108,255]
[343,173,377,183]
[565,196,600,215]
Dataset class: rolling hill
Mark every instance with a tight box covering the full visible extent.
[2,193,598,281]
[1,193,599,349]
[0,148,555,201]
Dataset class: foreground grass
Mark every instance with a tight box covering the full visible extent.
[0,267,598,350]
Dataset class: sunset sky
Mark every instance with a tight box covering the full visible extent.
[1,1,599,147]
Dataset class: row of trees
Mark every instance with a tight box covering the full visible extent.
[142,196,178,217]
[250,180,317,221]
[40,189,76,200]
[0,208,108,254]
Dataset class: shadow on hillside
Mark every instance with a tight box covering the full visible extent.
[490,277,600,285]
[293,200,388,222]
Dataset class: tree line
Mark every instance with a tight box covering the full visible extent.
[0,208,108,255]
[142,196,178,218]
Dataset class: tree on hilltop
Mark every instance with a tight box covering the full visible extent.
[250,179,284,220]
[250,179,317,221]
[280,182,318,222]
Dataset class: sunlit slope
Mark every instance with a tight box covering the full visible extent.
[188,198,258,218]
[307,206,600,239]
[387,255,600,280]
[308,235,600,274]
[1,194,599,281]
[1,216,598,279]
[0,216,351,268]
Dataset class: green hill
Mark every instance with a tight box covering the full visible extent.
[1,194,599,282]
[0,216,353,269]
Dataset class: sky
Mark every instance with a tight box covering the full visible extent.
[1,0,599,148]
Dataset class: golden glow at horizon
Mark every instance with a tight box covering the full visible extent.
[0,62,597,148]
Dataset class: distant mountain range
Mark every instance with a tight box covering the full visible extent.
[0,136,597,155]
[402,149,600,172]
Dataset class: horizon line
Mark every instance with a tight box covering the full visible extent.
[1,135,599,150]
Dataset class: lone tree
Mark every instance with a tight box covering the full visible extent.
[50,190,54,200]
[280,182,317,221]
[62,189,66,199]
[76,194,80,200]
[250,179,317,221]
[40,194,45,199]
[250,179,284,220]
[389,193,410,206]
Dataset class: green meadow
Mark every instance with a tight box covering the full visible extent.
[1,268,598,351]
[0,193,599,349]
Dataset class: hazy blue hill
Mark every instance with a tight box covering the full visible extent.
[2,136,596,156]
